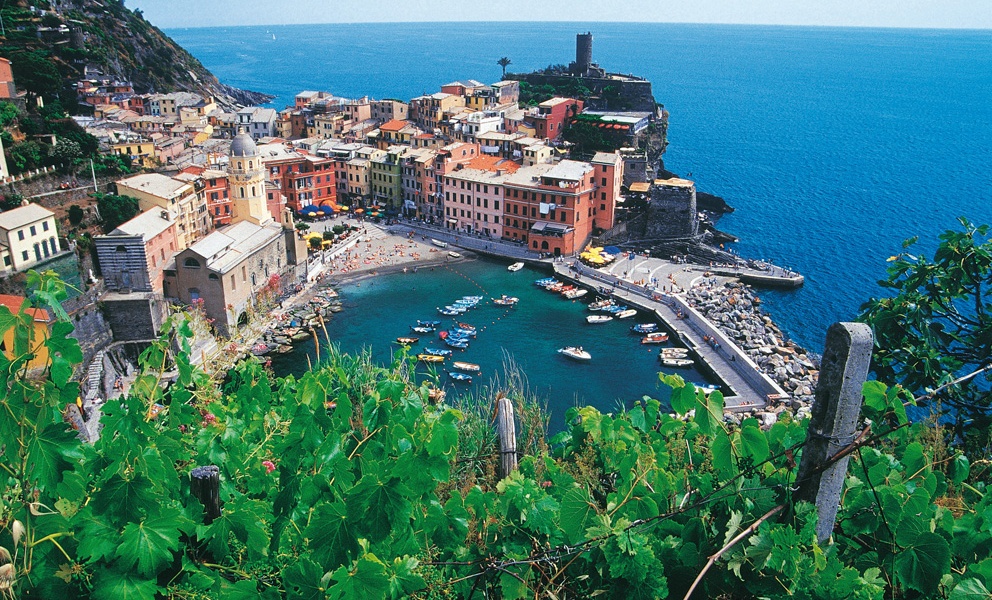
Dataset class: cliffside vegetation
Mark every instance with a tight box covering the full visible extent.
[0,222,990,598]
[0,0,271,110]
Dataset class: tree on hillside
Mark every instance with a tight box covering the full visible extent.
[96,193,140,233]
[497,56,512,78]
[859,217,992,452]
[9,51,62,102]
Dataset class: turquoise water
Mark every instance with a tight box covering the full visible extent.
[267,259,715,424]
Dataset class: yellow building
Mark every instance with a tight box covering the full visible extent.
[0,203,62,275]
[115,173,211,250]
[0,294,50,370]
[111,140,156,169]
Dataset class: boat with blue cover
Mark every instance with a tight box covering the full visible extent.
[535,277,557,287]
[445,338,469,349]
[448,371,473,383]
[424,347,453,357]
[417,320,441,327]
[631,323,659,333]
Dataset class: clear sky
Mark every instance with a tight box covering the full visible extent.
[127,0,992,30]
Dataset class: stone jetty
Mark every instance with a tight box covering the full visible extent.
[684,281,818,422]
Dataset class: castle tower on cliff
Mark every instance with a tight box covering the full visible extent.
[570,32,606,77]
[227,128,272,226]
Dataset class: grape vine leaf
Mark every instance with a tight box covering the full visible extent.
[560,487,596,543]
[91,570,160,600]
[306,502,359,569]
[894,531,951,594]
[283,557,326,600]
[949,578,992,600]
[115,510,182,576]
[387,556,425,598]
[326,554,391,600]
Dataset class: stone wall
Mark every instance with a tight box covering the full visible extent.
[101,294,168,342]
[68,297,114,373]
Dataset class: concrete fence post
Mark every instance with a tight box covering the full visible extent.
[794,322,873,543]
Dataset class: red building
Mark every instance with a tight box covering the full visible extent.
[502,160,597,256]
[590,152,623,232]
[528,97,583,141]
[180,166,231,227]
[0,58,16,98]
[261,144,337,213]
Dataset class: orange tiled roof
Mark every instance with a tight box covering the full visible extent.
[465,155,521,174]
[0,294,49,322]
[379,119,409,132]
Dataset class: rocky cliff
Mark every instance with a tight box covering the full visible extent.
[0,0,271,110]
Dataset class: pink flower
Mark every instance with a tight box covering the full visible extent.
[262,460,276,474]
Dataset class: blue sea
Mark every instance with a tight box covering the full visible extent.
[168,22,992,352]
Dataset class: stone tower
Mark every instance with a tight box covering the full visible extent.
[575,32,593,75]
[227,129,272,226]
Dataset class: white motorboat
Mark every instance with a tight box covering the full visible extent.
[448,251,462,258]
[660,348,689,358]
[662,357,694,368]
[615,309,637,319]
[586,315,613,324]
[508,262,524,272]
[558,346,592,361]
[563,288,588,299]
[431,239,448,248]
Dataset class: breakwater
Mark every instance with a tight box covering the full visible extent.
[684,282,818,422]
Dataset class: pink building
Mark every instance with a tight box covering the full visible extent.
[528,97,584,141]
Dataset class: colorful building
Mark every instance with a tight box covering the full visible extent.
[0,294,50,371]
[94,208,179,294]
[502,160,597,256]
[589,152,624,232]
[0,204,62,275]
[115,173,211,250]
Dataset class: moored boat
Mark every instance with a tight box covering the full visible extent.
[563,288,588,299]
[492,295,519,306]
[396,336,419,345]
[448,251,462,258]
[586,314,613,324]
[417,320,441,327]
[615,309,637,319]
[631,323,659,333]
[588,299,615,311]
[660,348,689,358]
[641,332,670,344]
[508,262,525,272]
[411,326,435,333]
[558,346,592,361]
[424,347,453,357]
[448,371,473,383]
[431,238,448,248]
[417,353,445,363]
[662,357,694,368]
[445,338,469,349]
[452,361,480,373]
[535,277,557,287]
[438,308,461,316]
[455,322,476,332]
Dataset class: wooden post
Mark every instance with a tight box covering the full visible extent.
[190,465,221,524]
[496,398,518,478]
[794,322,872,543]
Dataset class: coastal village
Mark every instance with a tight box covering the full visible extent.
[0,29,814,432]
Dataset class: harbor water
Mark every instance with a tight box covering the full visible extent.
[267,259,719,425]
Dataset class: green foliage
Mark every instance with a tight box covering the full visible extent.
[859,218,992,452]
[67,204,85,226]
[95,192,140,233]
[0,101,21,128]
[9,50,62,100]
[0,271,987,599]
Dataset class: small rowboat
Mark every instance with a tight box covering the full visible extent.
[452,361,480,373]
[588,299,614,311]
[417,353,445,363]
[411,326,435,333]
[455,322,476,332]
[662,358,694,368]
[641,333,670,344]
[615,309,637,319]
[563,288,588,299]
[586,315,613,324]
[535,277,557,286]
[660,348,689,358]
[431,238,448,248]
[448,251,462,259]
[508,262,524,272]
[417,320,441,327]
[445,338,469,349]
[448,371,473,383]
[631,323,659,333]
[396,337,419,345]
[492,295,519,306]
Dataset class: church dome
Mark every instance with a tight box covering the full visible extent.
[230,131,257,158]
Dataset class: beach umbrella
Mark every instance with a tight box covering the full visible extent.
[604,246,621,255]
[300,205,318,214]
[355,208,365,214]
[339,205,349,211]
[315,211,325,217]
